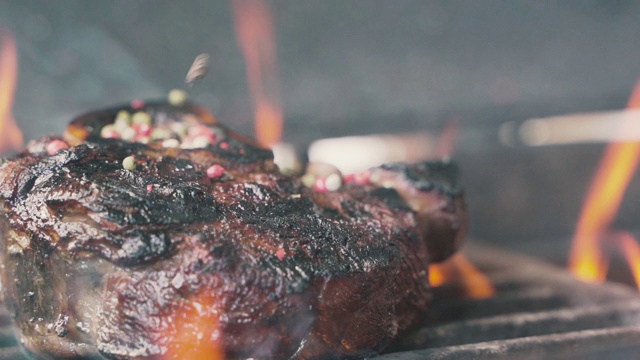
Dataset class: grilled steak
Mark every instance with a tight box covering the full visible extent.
[0,102,466,359]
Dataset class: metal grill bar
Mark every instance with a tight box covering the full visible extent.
[380,244,640,359]
[395,302,640,349]
[423,288,572,323]
[379,327,640,360]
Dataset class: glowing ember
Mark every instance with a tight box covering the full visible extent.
[429,253,495,299]
[0,32,23,154]
[232,0,283,147]
[568,81,640,283]
[164,294,224,360]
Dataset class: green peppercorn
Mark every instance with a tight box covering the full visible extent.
[168,89,188,106]
[132,111,152,126]
[122,156,136,171]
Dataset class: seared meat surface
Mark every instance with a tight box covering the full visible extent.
[0,102,466,359]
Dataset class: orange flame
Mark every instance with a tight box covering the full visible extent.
[568,81,640,283]
[431,119,493,298]
[429,254,495,299]
[164,293,224,360]
[612,232,640,288]
[232,0,283,147]
[429,263,446,287]
[0,32,23,153]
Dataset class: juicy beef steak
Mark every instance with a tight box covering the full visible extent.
[0,102,466,359]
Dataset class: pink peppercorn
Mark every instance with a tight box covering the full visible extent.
[343,174,355,184]
[313,178,328,193]
[46,140,69,155]
[146,184,154,192]
[206,164,226,178]
[137,123,152,137]
[276,249,286,260]
[219,142,229,150]
[188,125,213,138]
[354,171,371,185]
[130,99,145,109]
[101,129,120,139]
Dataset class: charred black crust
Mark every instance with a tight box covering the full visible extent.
[379,161,461,195]
[369,187,413,212]
[214,134,273,164]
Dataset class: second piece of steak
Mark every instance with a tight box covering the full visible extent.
[0,102,466,359]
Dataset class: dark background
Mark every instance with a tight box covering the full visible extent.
[1,0,640,264]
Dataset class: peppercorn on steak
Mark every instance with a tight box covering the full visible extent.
[0,101,466,359]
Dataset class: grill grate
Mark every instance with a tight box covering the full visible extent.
[379,244,640,359]
[0,244,639,359]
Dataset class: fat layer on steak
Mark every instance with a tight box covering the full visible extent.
[0,102,466,359]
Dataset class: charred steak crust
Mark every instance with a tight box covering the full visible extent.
[0,102,466,359]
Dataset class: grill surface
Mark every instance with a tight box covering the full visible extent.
[0,244,639,359]
[379,244,640,359]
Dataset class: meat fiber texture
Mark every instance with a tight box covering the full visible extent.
[0,102,466,360]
